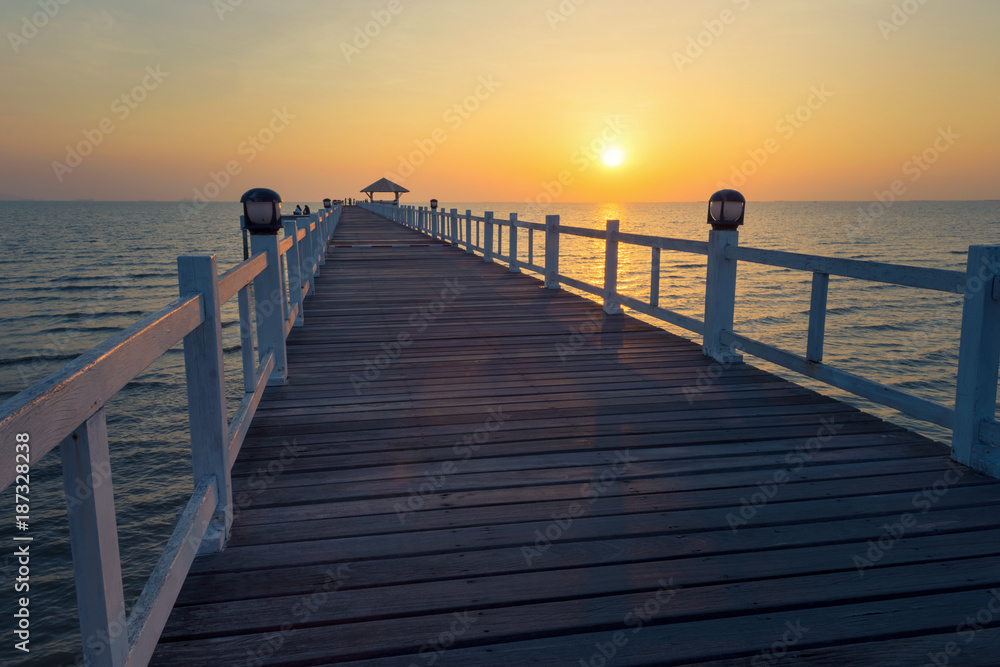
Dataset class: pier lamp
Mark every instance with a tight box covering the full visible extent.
[241,188,283,234]
[707,189,746,229]
[323,198,332,209]
[430,199,438,210]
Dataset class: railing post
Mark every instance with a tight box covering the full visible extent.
[249,232,288,385]
[238,284,256,392]
[283,219,305,325]
[650,246,660,308]
[466,210,473,254]
[177,254,233,552]
[60,408,129,667]
[703,226,742,363]
[451,208,458,243]
[314,212,326,269]
[545,215,560,289]
[603,219,622,314]
[952,245,1000,476]
[484,211,494,263]
[305,213,321,287]
[509,213,520,273]
[806,272,830,363]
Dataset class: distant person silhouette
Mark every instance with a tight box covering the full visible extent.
[303,205,311,214]
[294,205,302,214]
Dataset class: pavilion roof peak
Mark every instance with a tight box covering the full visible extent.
[360,178,410,194]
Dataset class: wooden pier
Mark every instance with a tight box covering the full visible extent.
[149,207,1000,665]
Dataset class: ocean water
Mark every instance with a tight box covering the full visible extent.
[0,200,998,663]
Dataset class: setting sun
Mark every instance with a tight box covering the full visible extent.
[602,147,625,168]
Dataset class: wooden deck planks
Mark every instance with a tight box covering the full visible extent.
[152,207,1000,666]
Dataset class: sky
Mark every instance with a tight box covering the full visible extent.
[1,0,998,203]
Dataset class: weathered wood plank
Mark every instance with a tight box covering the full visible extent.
[180,525,1000,607]
[730,245,965,293]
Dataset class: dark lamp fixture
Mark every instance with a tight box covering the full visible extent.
[240,188,283,234]
[707,189,746,228]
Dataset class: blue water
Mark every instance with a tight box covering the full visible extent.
[0,200,998,664]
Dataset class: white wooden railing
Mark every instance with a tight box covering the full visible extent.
[0,205,340,666]
[363,200,1000,478]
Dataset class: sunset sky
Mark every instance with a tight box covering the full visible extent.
[1,0,997,203]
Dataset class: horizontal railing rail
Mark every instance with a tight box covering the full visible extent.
[363,200,1000,479]
[0,204,340,666]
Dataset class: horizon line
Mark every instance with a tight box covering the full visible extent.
[2,199,999,204]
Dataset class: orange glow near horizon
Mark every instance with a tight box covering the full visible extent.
[1,1,998,204]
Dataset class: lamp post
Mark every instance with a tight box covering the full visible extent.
[239,187,288,385]
[703,189,745,363]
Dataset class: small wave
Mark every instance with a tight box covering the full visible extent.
[740,315,792,326]
[920,349,958,363]
[37,325,124,335]
[223,344,243,354]
[30,284,132,293]
[50,275,115,283]
[124,380,179,390]
[854,323,909,332]
[0,294,60,303]
[0,353,80,368]
[63,310,147,320]
[882,357,922,369]
[891,378,942,391]
[787,306,869,318]
[49,272,171,283]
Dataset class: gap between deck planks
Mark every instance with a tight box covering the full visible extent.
[151,207,1000,666]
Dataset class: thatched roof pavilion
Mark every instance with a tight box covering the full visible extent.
[360,177,410,204]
